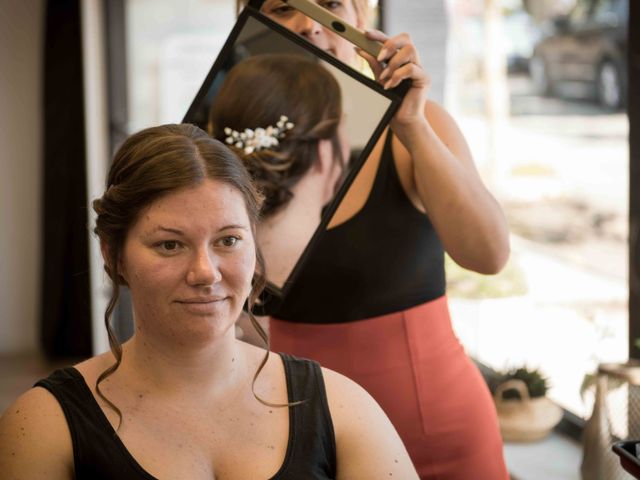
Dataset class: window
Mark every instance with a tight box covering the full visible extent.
[447,0,629,417]
[125,0,236,131]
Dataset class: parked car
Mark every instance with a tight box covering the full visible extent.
[529,0,628,110]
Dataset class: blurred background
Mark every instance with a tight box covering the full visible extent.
[1,0,637,477]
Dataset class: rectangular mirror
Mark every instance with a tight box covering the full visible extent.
[183,5,406,301]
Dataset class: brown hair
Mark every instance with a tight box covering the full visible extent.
[208,53,343,217]
[92,123,269,427]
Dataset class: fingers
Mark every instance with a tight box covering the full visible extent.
[362,30,425,90]
[355,47,385,79]
[383,62,430,90]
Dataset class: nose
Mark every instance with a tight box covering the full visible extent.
[186,248,222,287]
[292,12,323,40]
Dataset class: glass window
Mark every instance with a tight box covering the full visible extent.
[591,0,623,22]
[569,0,593,23]
[447,0,629,417]
[125,0,236,132]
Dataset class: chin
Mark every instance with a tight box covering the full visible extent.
[174,312,236,338]
[177,322,235,346]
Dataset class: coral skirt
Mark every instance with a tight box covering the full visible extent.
[270,296,509,480]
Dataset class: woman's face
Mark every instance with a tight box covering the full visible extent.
[261,0,362,65]
[119,179,256,345]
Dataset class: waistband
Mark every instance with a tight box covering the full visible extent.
[270,295,456,359]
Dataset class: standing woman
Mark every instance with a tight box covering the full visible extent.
[253,1,512,478]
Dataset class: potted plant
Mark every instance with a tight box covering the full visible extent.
[491,367,563,442]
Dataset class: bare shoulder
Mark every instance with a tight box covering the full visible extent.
[423,99,461,133]
[321,367,419,480]
[422,99,474,164]
[73,351,115,386]
[0,386,74,479]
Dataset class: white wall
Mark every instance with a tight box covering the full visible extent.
[0,0,43,354]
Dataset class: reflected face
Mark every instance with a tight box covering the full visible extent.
[261,0,361,65]
[120,179,256,344]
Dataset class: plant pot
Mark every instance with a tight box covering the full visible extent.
[494,379,563,442]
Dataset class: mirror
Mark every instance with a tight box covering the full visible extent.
[183,7,406,299]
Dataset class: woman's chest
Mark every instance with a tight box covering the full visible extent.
[113,401,290,480]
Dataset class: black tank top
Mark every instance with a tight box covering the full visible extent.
[273,131,445,323]
[34,353,336,479]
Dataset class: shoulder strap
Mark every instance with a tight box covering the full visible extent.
[35,368,152,479]
[35,368,108,453]
[277,353,336,479]
[365,129,397,205]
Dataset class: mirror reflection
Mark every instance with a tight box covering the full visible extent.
[184,14,393,293]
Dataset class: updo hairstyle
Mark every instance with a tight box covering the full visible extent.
[208,53,343,217]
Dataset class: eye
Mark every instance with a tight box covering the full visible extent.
[319,0,343,11]
[219,236,240,248]
[154,240,182,254]
[267,2,295,16]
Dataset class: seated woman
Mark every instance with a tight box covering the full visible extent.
[208,53,347,289]
[0,124,417,479]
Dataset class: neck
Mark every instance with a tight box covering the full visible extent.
[258,173,327,286]
[118,328,247,399]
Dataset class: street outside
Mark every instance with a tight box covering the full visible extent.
[446,73,629,417]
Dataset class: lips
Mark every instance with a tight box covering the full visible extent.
[175,297,228,315]
[176,297,226,304]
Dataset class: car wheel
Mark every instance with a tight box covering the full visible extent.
[529,55,553,96]
[597,60,623,110]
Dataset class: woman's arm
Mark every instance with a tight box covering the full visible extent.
[0,387,74,479]
[360,31,510,274]
[323,368,419,479]
[394,101,510,274]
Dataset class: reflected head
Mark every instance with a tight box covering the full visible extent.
[208,53,343,217]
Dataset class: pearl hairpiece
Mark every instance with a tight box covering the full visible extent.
[224,115,295,154]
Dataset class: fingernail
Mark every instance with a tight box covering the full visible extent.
[384,79,393,90]
[377,48,387,62]
[379,68,389,81]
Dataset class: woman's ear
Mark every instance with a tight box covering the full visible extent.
[101,239,128,284]
[316,139,334,174]
[100,240,113,276]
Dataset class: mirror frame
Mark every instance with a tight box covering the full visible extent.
[183,2,409,303]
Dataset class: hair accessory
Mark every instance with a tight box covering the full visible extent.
[224,116,294,154]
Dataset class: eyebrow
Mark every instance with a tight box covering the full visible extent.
[149,224,249,235]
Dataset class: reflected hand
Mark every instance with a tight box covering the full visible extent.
[357,30,431,133]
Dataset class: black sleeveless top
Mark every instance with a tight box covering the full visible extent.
[273,131,445,323]
[34,353,336,479]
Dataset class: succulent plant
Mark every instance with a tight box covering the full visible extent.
[491,367,550,399]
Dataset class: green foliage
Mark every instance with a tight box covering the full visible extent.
[445,254,528,299]
[491,366,549,399]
